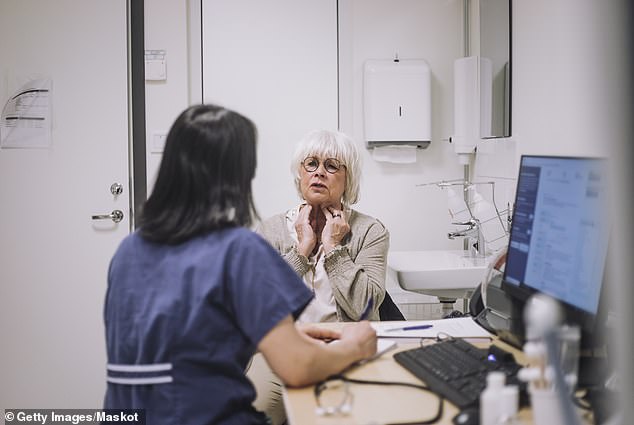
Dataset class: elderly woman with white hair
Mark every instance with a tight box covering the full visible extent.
[249,130,395,424]
[258,129,389,322]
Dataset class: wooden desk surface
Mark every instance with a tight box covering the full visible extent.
[283,323,592,425]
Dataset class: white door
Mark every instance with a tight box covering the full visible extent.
[200,0,339,218]
[0,1,130,407]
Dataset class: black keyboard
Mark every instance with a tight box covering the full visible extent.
[394,338,524,408]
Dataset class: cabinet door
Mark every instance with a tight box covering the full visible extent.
[201,0,338,217]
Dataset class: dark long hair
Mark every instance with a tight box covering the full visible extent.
[139,104,258,244]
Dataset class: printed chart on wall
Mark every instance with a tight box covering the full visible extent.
[0,78,52,148]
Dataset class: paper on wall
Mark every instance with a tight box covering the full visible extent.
[1,78,52,148]
[371,145,417,163]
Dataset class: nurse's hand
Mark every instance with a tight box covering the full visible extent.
[259,316,377,387]
[338,321,377,360]
[296,323,341,344]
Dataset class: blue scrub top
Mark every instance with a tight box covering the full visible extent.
[104,227,313,425]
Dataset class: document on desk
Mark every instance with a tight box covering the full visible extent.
[372,317,493,342]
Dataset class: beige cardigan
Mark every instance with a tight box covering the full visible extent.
[256,209,389,322]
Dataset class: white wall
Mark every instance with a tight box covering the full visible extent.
[143,0,629,242]
[200,0,339,223]
[145,0,468,254]
[145,0,471,309]
[512,0,623,159]
[144,1,190,187]
[338,0,469,309]
[339,0,466,253]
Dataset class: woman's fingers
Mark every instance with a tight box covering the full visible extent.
[320,206,349,251]
[295,205,317,256]
[322,205,343,220]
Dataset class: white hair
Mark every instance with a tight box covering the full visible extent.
[291,130,361,206]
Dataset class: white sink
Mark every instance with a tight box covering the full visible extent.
[387,250,492,299]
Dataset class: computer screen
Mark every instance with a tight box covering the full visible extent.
[502,155,609,337]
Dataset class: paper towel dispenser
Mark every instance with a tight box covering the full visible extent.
[363,59,431,149]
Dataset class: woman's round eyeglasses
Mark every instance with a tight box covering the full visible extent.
[302,157,345,174]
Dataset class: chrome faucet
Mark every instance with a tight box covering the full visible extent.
[448,219,486,257]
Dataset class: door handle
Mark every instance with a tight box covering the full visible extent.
[92,209,124,223]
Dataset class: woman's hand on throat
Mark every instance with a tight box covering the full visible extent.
[320,205,350,253]
[295,204,319,257]
[296,203,348,257]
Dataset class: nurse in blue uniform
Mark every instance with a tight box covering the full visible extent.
[103,104,377,425]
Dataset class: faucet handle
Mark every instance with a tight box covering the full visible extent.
[451,219,477,227]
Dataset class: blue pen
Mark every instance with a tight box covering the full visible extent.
[385,324,433,332]
[359,296,374,321]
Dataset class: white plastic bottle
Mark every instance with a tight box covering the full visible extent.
[446,187,470,222]
[499,384,519,422]
[480,371,505,425]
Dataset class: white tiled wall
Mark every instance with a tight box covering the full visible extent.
[398,303,441,320]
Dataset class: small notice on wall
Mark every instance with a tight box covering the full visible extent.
[0,78,52,148]
[145,50,167,81]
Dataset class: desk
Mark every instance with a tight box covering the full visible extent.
[283,324,592,425]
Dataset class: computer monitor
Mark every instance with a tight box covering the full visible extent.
[501,155,610,349]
